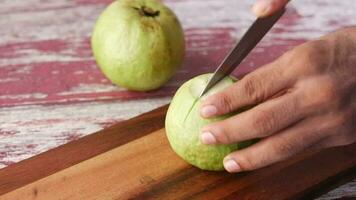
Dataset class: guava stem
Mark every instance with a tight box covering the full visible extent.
[138,6,160,17]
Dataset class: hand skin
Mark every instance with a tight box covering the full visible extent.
[252,0,289,17]
[199,27,356,173]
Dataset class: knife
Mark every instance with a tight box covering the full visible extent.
[199,8,286,97]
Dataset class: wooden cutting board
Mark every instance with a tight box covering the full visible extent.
[0,105,355,200]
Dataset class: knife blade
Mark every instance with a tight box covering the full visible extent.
[199,8,285,97]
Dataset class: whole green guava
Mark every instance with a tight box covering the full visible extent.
[165,74,252,171]
[91,0,185,91]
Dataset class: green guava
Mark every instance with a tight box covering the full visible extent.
[165,73,253,171]
[91,0,185,91]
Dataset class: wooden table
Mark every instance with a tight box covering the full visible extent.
[0,0,355,199]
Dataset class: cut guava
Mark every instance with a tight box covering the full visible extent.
[165,73,253,171]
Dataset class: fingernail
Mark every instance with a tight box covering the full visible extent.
[200,105,217,118]
[224,159,241,172]
[201,131,217,144]
[252,0,271,17]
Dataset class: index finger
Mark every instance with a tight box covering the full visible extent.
[200,59,295,118]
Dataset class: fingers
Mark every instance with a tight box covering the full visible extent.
[223,117,325,173]
[200,59,295,118]
[201,92,303,144]
[252,0,289,17]
[222,110,352,172]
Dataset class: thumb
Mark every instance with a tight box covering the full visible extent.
[252,0,289,17]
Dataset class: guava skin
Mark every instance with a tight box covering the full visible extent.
[91,0,185,91]
[165,74,252,171]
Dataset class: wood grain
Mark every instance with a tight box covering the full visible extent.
[0,105,168,196]
[1,129,188,200]
[0,105,356,199]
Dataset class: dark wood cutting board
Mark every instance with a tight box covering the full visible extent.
[0,105,355,199]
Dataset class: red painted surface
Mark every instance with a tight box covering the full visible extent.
[0,32,303,107]
[0,1,308,107]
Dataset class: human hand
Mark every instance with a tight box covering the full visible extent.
[252,0,289,17]
[199,28,356,173]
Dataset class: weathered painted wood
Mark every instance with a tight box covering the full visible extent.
[0,98,170,168]
[0,0,356,198]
